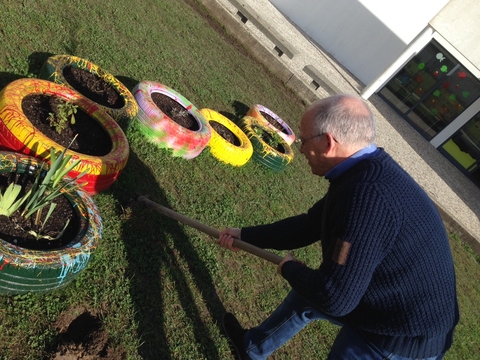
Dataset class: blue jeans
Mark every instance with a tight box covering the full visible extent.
[243,290,445,360]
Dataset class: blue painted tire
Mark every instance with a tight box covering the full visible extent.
[0,152,102,294]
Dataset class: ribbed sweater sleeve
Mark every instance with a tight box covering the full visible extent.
[241,198,325,250]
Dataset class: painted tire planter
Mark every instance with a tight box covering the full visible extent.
[0,78,130,195]
[200,108,253,166]
[240,116,294,172]
[246,104,296,145]
[133,81,211,159]
[0,151,102,294]
[39,54,138,132]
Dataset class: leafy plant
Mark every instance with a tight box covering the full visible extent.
[24,146,88,240]
[47,100,78,134]
[0,182,28,216]
[0,137,88,240]
[268,131,283,149]
[254,126,283,149]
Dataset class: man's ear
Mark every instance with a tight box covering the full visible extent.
[324,133,337,155]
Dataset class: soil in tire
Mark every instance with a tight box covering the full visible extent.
[151,93,199,130]
[63,66,125,109]
[22,94,112,156]
[260,111,288,134]
[209,120,240,146]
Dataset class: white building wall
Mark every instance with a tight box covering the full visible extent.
[270,0,449,85]
[430,0,480,73]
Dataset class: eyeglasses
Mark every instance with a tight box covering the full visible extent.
[294,133,338,148]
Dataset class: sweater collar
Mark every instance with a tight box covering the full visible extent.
[325,144,379,180]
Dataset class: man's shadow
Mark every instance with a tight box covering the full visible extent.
[0,72,24,90]
[112,148,228,359]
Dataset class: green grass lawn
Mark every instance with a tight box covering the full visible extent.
[0,0,479,359]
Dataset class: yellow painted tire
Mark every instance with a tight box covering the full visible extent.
[0,78,130,195]
[240,116,294,172]
[39,54,138,132]
[246,104,296,145]
[200,109,253,166]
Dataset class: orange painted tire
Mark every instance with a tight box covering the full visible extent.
[39,55,138,132]
[200,108,253,166]
[246,104,296,145]
[133,81,211,159]
[0,78,130,195]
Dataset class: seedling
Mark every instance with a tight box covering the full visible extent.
[47,100,78,134]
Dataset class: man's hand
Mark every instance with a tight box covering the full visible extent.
[218,228,242,252]
[277,252,305,275]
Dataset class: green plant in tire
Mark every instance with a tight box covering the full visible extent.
[0,183,28,216]
[254,126,283,151]
[268,131,283,150]
[47,100,78,134]
[0,138,88,240]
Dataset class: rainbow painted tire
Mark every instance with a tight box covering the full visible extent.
[0,151,102,294]
[133,81,211,159]
[0,78,130,195]
[39,54,138,132]
[200,108,253,166]
[240,116,294,172]
[246,104,295,145]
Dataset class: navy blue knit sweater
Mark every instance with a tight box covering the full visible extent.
[241,148,459,358]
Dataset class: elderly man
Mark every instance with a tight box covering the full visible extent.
[218,95,458,360]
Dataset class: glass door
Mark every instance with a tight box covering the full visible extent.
[379,40,480,140]
[439,113,480,186]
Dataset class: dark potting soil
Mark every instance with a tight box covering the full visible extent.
[0,173,78,250]
[151,92,200,131]
[63,66,125,109]
[22,95,112,156]
[260,110,288,134]
[209,120,240,146]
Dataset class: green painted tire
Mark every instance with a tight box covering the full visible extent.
[39,54,138,131]
[0,152,102,294]
[240,116,294,172]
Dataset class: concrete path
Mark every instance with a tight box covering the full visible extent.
[200,0,480,253]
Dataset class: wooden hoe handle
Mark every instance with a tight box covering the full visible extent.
[136,195,283,265]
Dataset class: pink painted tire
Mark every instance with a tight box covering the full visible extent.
[0,78,130,195]
[246,104,296,145]
[133,81,211,159]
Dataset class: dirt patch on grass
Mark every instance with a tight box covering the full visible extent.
[45,307,124,360]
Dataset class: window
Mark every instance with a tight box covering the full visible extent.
[379,40,480,140]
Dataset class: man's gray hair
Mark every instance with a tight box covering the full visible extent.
[309,94,376,147]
